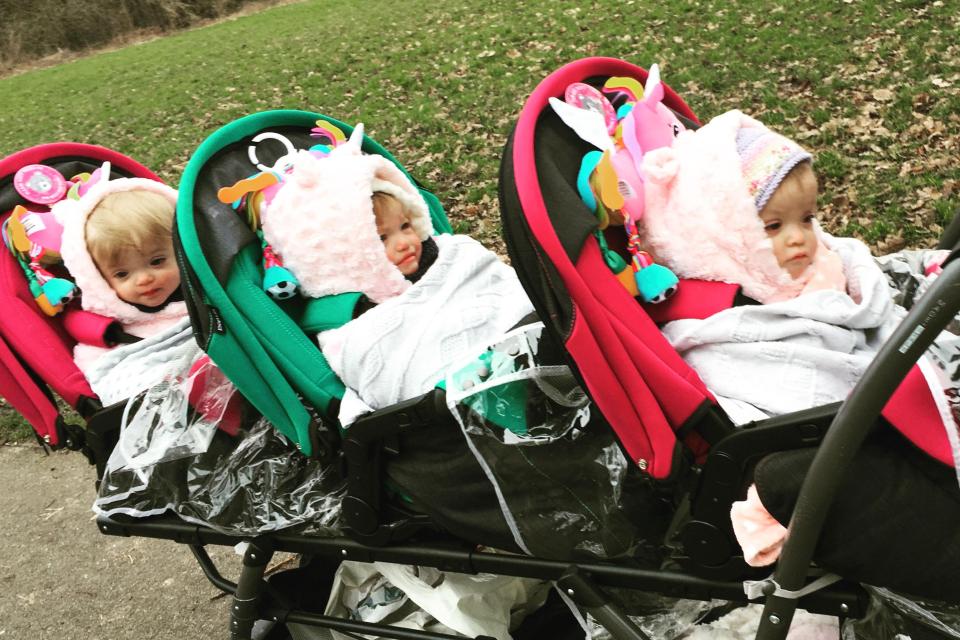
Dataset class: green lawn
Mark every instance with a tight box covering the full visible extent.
[1,0,958,440]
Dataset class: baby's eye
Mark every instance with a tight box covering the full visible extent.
[763,221,781,232]
[150,256,167,266]
[401,222,412,231]
[113,271,129,280]
[803,214,817,224]
[379,234,388,242]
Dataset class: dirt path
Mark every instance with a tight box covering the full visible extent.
[0,444,237,639]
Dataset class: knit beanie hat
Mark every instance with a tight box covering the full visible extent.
[261,129,434,304]
[736,127,813,212]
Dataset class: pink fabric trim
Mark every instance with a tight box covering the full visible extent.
[62,307,116,347]
[187,356,243,437]
[730,484,788,566]
[645,279,741,324]
[513,58,705,478]
[882,365,953,466]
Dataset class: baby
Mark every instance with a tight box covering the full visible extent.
[372,191,425,277]
[636,109,894,425]
[85,190,182,311]
[636,110,959,566]
[258,130,535,424]
[57,174,192,405]
[754,153,819,279]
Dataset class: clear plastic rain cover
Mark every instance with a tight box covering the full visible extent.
[444,322,671,562]
[93,356,344,536]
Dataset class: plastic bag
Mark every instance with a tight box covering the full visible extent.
[843,586,960,639]
[323,560,549,640]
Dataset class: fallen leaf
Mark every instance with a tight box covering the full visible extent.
[872,88,894,101]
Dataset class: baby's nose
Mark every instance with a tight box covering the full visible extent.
[786,226,805,244]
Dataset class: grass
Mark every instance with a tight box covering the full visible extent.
[0,404,33,444]
[0,0,958,438]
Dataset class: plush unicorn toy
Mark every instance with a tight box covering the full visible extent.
[216,120,351,300]
[0,163,105,315]
[550,63,684,303]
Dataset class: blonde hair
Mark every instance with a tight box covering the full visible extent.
[371,191,410,223]
[86,190,175,266]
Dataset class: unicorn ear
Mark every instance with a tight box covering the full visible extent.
[643,64,664,104]
[345,123,365,153]
[75,161,111,198]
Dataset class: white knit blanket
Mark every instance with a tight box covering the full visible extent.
[319,234,535,421]
[84,318,198,407]
[660,237,901,424]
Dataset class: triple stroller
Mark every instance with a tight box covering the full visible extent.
[2,57,959,640]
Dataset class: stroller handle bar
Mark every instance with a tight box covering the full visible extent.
[756,254,960,639]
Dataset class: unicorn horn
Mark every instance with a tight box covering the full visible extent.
[347,123,365,150]
[644,64,661,98]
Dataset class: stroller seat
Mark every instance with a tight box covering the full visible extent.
[0,143,172,477]
[498,56,960,631]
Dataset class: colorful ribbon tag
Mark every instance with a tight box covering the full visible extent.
[13,165,67,205]
[602,76,644,104]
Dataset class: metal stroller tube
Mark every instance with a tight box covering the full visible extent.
[755,257,960,640]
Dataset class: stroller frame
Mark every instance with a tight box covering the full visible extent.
[97,511,865,640]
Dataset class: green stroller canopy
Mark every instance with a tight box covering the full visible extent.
[175,110,450,455]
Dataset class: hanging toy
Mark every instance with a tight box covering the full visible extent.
[594,150,678,303]
[2,206,78,315]
[259,233,299,300]
[550,63,684,303]
[218,172,300,301]
[4,163,80,315]
[14,164,68,204]
[624,220,678,304]
[602,76,645,104]
[565,83,617,135]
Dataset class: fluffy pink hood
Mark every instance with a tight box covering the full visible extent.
[640,110,841,303]
[57,173,185,325]
[262,138,434,304]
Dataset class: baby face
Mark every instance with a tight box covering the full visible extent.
[758,163,819,279]
[375,195,422,276]
[98,236,181,307]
